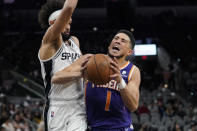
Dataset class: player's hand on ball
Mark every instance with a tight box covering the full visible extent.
[71,54,93,75]
[84,54,113,84]
[80,54,93,69]
[110,57,121,83]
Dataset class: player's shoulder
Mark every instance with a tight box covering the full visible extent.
[132,64,140,72]
[129,63,140,76]
[70,36,80,47]
[131,64,140,79]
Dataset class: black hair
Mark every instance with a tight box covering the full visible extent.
[38,1,63,29]
[116,29,135,49]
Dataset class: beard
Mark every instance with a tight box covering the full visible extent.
[107,50,124,59]
[61,33,71,41]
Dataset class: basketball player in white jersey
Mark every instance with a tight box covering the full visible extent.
[38,0,91,130]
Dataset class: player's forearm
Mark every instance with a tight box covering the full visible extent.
[120,86,139,112]
[42,0,79,45]
[63,0,78,10]
[52,71,81,84]
[51,9,72,36]
[51,63,82,84]
[51,0,78,37]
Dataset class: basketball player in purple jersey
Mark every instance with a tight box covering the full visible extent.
[85,30,141,131]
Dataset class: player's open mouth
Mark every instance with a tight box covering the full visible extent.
[112,46,120,52]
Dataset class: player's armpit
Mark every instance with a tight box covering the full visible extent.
[39,38,61,60]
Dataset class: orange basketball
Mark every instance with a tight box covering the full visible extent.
[84,54,114,85]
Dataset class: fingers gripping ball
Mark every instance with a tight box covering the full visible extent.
[84,54,114,85]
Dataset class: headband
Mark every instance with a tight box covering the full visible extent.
[48,9,62,25]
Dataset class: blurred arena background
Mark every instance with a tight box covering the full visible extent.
[0,0,197,130]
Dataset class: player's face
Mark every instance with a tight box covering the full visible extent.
[62,18,72,35]
[108,33,133,59]
[61,18,72,41]
[50,18,72,36]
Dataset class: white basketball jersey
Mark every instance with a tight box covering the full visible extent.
[38,38,83,101]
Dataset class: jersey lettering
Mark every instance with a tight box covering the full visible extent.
[95,79,119,91]
[61,52,80,61]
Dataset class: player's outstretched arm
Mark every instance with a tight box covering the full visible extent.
[51,54,92,84]
[43,0,78,44]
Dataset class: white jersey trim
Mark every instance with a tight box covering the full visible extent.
[70,37,80,49]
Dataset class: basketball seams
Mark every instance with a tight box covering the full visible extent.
[86,54,111,85]
[94,54,105,85]
[86,57,95,84]
[103,55,111,83]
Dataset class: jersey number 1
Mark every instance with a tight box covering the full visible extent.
[105,91,111,111]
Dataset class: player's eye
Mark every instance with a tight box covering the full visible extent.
[122,40,126,43]
[114,37,118,40]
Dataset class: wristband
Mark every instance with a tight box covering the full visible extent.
[118,78,126,89]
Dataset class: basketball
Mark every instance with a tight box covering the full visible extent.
[84,54,114,85]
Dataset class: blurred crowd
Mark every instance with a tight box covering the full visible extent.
[133,86,197,131]
[0,95,44,131]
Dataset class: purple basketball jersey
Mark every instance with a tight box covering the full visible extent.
[85,61,135,129]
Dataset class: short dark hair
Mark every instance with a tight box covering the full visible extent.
[38,1,63,29]
[116,29,135,49]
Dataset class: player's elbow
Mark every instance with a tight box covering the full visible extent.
[51,76,59,84]
[51,73,63,84]
[129,103,139,112]
[63,5,74,14]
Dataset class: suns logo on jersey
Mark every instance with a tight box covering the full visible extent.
[121,70,127,78]
[122,70,126,75]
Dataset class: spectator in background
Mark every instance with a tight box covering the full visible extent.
[165,104,175,117]
[12,113,30,131]
[158,98,166,118]
[188,122,197,131]
[187,105,195,118]
[1,123,14,131]
[37,118,44,131]
[1,114,15,131]
[139,123,149,131]
[8,104,15,116]
[0,110,10,127]
[172,122,182,131]
[138,102,150,115]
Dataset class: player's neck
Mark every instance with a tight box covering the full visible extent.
[65,40,71,46]
[118,57,129,68]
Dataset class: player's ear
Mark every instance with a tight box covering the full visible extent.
[127,49,133,56]
[49,20,55,25]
